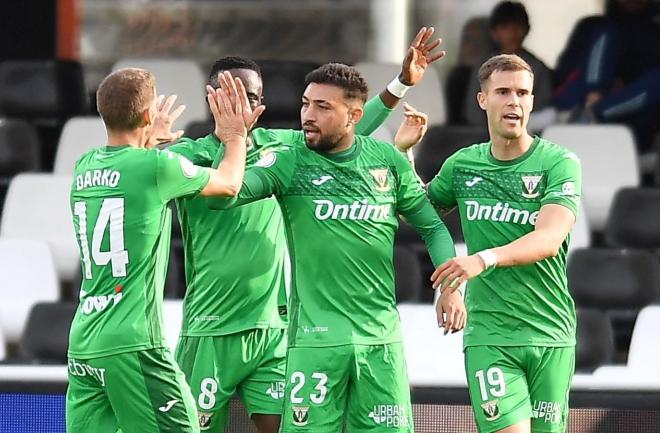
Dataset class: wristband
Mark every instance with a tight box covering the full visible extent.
[476,249,498,270]
[386,76,411,99]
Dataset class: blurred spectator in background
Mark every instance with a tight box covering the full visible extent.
[554,0,660,152]
[444,17,494,125]
[463,1,554,130]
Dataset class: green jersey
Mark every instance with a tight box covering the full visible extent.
[427,137,581,348]
[209,136,456,347]
[68,146,209,358]
[169,130,288,336]
[167,95,393,336]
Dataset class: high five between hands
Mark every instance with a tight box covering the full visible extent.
[206,71,265,145]
[149,71,265,148]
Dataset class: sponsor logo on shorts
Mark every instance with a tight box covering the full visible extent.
[68,359,107,386]
[158,399,179,413]
[481,400,501,421]
[368,404,410,428]
[198,412,212,430]
[292,406,309,426]
[266,381,284,399]
[532,400,562,424]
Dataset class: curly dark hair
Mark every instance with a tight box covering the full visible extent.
[304,63,368,104]
[208,56,261,87]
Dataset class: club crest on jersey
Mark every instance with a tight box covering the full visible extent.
[521,175,543,198]
[369,168,390,192]
[481,400,501,421]
[292,406,309,426]
[198,412,212,430]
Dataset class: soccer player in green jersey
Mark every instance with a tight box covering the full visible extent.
[425,54,582,433]
[66,68,263,433]
[165,27,447,433]
[207,63,464,433]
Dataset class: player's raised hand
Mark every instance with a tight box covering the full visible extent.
[394,102,428,152]
[399,26,446,86]
[436,289,466,335]
[207,71,265,145]
[148,94,186,147]
[431,255,486,293]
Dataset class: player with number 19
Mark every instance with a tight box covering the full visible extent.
[66,68,263,433]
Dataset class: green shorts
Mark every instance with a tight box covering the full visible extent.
[465,345,575,433]
[281,343,413,433]
[175,327,286,431]
[66,347,199,433]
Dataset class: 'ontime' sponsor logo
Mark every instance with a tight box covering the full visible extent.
[465,200,539,225]
[313,199,390,221]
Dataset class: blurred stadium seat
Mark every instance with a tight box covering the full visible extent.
[568,248,660,310]
[569,204,590,254]
[542,124,639,230]
[257,60,320,129]
[0,239,59,343]
[576,308,614,372]
[354,61,446,132]
[592,305,660,378]
[19,302,76,364]
[0,118,41,215]
[394,245,422,303]
[0,60,87,121]
[53,116,106,175]
[413,125,489,183]
[605,188,660,249]
[398,303,466,386]
[112,59,207,131]
[0,118,41,176]
[0,174,78,281]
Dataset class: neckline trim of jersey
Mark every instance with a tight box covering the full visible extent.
[316,137,362,163]
[101,144,132,153]
[486,135,540,166]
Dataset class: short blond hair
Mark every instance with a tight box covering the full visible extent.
[96,68,155,131]
[478,54,533,89]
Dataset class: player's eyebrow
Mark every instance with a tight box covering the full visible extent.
[302,96,332,105]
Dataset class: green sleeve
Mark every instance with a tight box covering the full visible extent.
[165,135,221,166]
[427,154,458,214]
[541,150,582,217]
[207,146,296,210]
[402,200,456,266]
[155,149,210,202]
[356,96,393,136]
[392,148,456,266]
[393,147,428,214]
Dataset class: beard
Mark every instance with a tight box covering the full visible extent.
[305,131,347,152]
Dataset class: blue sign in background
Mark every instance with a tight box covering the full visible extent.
[0,394,66,433]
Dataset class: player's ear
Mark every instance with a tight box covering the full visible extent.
[348,106,364,126]
[477,91,487,111]
[142,105,154,127]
